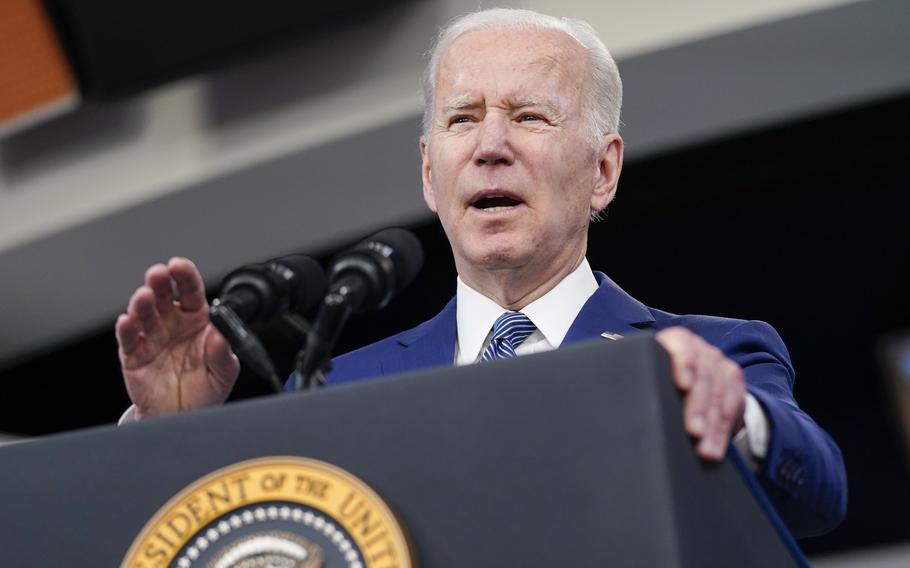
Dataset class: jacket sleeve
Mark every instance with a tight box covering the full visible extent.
[722,320,847,538]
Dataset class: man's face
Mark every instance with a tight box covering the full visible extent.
[420,27,621,281]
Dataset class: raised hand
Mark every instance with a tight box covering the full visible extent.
[655,327,747,461]
[115,257,240,421]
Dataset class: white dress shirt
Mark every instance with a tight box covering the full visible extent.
[455,258,599,365]
[453,258,769,465]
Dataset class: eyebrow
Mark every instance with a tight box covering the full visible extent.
[443,96,481,113]
[442,95,559,113]
[507,96,559,113]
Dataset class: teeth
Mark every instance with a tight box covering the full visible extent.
[482,206,513,212]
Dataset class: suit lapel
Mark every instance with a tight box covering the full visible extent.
[379,272,653,374]
[382,297,457,375]
[562,272,656,345]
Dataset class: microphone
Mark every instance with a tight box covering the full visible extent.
[210,255,326,391]
[296,228,423,389]
[325,227,424,313]
[215,254,327,324]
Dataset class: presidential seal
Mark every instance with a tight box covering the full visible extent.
[121,457,414,568]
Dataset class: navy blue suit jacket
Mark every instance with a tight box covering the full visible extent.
[318,272,847,538]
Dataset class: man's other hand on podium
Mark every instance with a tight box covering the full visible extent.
[656,327,747,462]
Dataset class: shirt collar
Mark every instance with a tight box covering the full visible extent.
[456,258,599,362]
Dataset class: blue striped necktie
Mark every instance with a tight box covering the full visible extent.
[480,312,536,361]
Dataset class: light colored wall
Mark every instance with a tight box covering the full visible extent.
[2,0,907,367]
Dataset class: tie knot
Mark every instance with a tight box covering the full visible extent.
[481,312,536,361]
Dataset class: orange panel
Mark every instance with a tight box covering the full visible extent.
[0,0,78,134]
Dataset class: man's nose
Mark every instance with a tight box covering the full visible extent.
[472,116,515,166]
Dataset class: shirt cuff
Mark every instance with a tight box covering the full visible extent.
[733,393,770,470]
[118,405,138,425]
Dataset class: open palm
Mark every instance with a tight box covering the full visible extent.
[116,258,239,420]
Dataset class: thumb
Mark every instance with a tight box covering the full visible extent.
[656,327,696,390]
[204,325,240,390]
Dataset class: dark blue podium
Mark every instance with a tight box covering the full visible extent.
[0,335,805,566]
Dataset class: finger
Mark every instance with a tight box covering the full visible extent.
[169,257,207,312]
[716,362,746,444]
[698,390,725,460]
[656,328,696,389]
[127,286,161,334]
[115,313,141,355]
[698,354,739,460]
[684,367,712,438]
[684,337,719,432]
[145,263,176,315]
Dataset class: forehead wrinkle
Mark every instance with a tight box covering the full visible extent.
[435,28,589,118]
[527,52,562,73]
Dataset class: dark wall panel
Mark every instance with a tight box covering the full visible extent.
[43,0,415,97]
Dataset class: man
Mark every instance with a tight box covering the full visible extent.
[116,8,846,538]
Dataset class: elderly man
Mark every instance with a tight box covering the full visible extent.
[116,8,846,538]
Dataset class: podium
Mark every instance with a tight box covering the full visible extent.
[0,336,806,566]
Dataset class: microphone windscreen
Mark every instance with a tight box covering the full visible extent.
[272,254,327,312]
[362,228,424,291]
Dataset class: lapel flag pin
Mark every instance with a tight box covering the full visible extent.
[600,331,624,341]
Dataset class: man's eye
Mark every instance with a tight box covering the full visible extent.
[449,115,473,125]
[518,113,546,123]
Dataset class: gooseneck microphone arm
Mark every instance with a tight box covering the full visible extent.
[210,301,283,392]
[294,228,423,391]
[295,262,382,390]
[295,288,352,390]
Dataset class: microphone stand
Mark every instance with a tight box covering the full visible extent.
[209,301,283,393]
[288,226,423,391]
[294,289,353,391]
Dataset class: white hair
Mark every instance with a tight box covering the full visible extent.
[421,8,623,147]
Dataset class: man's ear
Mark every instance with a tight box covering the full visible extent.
[419,136,438,213]
[591,133,624,213]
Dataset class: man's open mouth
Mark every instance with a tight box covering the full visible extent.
[470,192,524,212]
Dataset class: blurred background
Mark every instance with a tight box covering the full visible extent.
[1,0,908,564]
